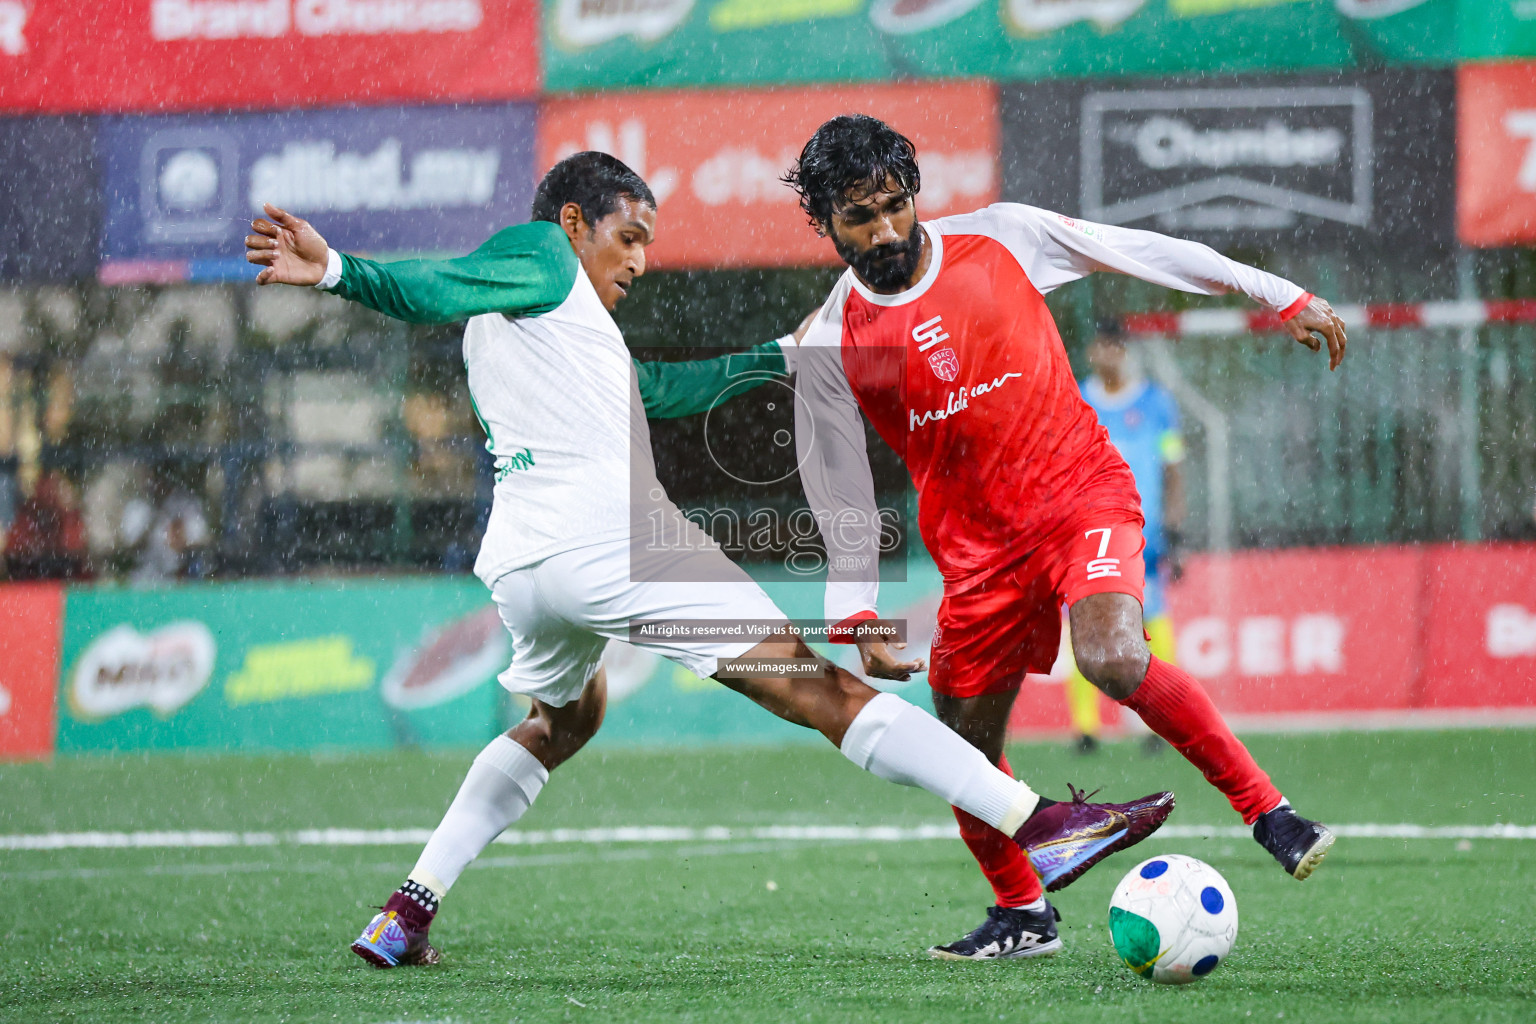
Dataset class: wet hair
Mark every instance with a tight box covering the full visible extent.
[1094,318,1126,342]
[530,151,655,227]
[782,114,921,228]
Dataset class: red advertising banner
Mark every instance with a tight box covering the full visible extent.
[1009,543,1536,737]
[1166,548,1423,716]
[0,583,64,760]
[0,1,538,114]
[1420,544,1536,709]
[537,83,999,270]
[1458,63,1536,247]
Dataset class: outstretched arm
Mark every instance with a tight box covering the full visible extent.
[246,204,577,324]
[795,310,923,681]
[635,308,818,419]
[994,204,1349,369]
[635,339,790,419]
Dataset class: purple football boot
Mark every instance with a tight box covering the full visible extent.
[1015,785,1175,892]
[350,896,440,968]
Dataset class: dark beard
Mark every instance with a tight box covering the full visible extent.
[834,220,923,291]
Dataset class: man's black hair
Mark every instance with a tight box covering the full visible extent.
[1095,317,1126,341]
[782,114,921,227]
[530,151,655,227]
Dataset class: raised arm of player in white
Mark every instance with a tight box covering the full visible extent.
[793,296,882,629]
[972,203,1311,316]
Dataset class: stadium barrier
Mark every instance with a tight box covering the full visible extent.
[0,582,64,760]
[3,541,1534,759]
[1007,544,1536,736]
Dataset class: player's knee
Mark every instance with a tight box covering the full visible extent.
[1075,643,1149,701]
[523,697,602,763]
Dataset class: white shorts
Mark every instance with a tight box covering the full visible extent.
[490,537,790,708]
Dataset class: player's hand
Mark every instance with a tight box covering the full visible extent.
[1284,295,1347,371]
[246,204,329,287]
[856,630,926,681]
[791,305,822,345]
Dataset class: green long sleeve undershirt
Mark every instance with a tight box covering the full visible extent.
[328,221,790,421]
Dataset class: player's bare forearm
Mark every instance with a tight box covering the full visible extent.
[1283,295,1348,371]
[245,204,328,287]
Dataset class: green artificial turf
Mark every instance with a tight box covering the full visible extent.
[1,729,1533,1023]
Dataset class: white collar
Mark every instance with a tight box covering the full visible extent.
[847,225,943,307]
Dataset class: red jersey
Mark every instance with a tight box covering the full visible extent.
[794,204,1310,624]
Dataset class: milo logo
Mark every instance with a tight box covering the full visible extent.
[70,622,217,720]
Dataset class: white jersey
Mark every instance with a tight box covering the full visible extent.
[320,221,797,588]
[463,269,671,585]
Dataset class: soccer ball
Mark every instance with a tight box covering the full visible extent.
[1108,854,1238,985]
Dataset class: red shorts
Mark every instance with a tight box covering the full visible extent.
[929,517,1146,699]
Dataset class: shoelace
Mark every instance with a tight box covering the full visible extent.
[1067,784,1103,804]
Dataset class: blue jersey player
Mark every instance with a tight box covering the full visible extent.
[1066,321,1186,753]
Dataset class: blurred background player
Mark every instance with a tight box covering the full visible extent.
[1065,320,1186,755]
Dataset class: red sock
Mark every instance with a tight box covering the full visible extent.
[952,753,1042,907]
[1121,657,1282,825]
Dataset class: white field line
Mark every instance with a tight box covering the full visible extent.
[0,839,829,883]
[3,821,1536,852]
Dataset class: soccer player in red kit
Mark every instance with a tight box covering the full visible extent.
[786,115,1345,960]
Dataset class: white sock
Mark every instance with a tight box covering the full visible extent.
[840,693,1040,835]
[408,735,548,899]
[1003,897,1048,912]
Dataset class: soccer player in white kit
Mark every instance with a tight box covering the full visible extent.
[246,152,1173,966]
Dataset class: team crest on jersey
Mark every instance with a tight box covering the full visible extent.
[928,347,960,381]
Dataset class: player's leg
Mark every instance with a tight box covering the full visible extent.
[926,687,1064,958]
[1134,577,1174,754]
[351,676,603,968]
[710,627,1168,884]
[405,671,605,896]
[924,573,1173,913]
[1063,523,1334,879]
[351,569,610,968]
[718,631,1042,831]
[614,540,1052,842]
[930,691,1037,912]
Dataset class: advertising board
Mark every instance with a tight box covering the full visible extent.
[1458,62,1536,247]
[543,0,1453,93]
[0,0,538,114]
[35,540,1536,756]
[1003,69,1456,249]
[538,82,998,269]
[0,583,63,760]
[1420,544,1536,709]
[1460,2,1536,62]
[0,117,100,282]
[55,580,504,753]
[99,102,537,281]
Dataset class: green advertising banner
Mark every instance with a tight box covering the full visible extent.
[54,566,952,754]
[57,580,505,754]
[1461,2,1536,60]
[543,0,1455,94]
